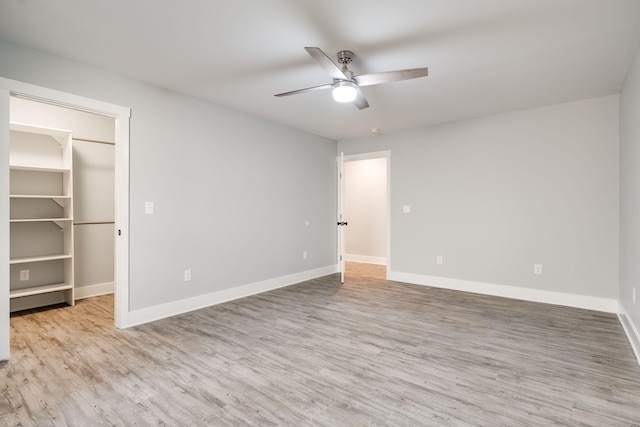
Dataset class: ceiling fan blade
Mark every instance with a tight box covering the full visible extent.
[354,67,428,87]
[353,87,369,110]
[305,47,348,80]
[274,83,333,97]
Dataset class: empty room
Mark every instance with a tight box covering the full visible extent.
[1,1,640,425]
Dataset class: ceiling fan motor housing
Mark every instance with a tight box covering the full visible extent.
[337,50,354,65]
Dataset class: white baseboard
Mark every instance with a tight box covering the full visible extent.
[345,254,387,265]
[121,264,339,328]
[388,271,618,313]
[618,303,640,367]
[75,282,114,300]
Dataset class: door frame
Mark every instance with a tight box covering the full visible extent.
[342,150,391,278]
[0,77,130,360]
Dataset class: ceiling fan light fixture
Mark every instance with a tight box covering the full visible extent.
[332,80,357,103]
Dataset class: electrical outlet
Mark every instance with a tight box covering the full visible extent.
[436,255,443,265]
[19,270,29,281]
[184,269,191,282]
[534,264,543,275]
[303,250,308,260]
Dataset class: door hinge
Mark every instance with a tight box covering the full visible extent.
[337,221,348,226]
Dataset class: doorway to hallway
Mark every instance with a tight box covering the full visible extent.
[342,151,390,280]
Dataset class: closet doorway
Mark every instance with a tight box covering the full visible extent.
[343,151,390,277]
[1,78,130,360]
[9,97,116,313]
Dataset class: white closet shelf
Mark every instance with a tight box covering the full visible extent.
[10,164,70,173]
[10,218,73,223]
[10,254,72,264]
[9,121,75,310]
[10,283,73,299]
[10,194,71,199]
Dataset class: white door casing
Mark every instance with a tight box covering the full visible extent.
[337,152,346,283]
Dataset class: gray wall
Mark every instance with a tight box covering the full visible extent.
[620,45,640,341]
[0,39,337,314]
[73,140,115,292]
[339,95,619,299]
[10,97,116,143]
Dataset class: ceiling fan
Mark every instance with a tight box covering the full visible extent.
[274,47,429,110]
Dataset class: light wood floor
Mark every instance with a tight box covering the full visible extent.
[2,263,640,426]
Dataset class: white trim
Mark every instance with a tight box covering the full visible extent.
[618,303,640,366]
[74,282,114,300]
[112,105,130,329]
[1,78,130,118]
[345,254,387,265]
[121,264,339,328]
[1,87,9,360]
[388,270,618,313]
[338,152,345,283]
[343,150,391,162]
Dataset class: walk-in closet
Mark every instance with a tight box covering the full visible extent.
[8,97,116,313]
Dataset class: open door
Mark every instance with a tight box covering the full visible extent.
[337,152,347,283]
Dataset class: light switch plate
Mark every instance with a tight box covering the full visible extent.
[402,205,411,213]
[145,201,154,215]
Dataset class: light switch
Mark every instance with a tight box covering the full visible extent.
[145,201,154,215]
[402,205,411,213]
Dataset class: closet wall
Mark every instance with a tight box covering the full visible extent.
[344,158,387,265]
[10,97,115,305]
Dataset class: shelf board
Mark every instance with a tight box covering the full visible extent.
[10,122,72,138]
[10,194,71,199]
[10,217,73,223]
[10,283,72,299]
[10,254,72,265]
[10,164,70,173]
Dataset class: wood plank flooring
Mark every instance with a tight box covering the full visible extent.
[2,262,640,426]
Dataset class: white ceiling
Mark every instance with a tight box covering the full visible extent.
[1,0,639,140]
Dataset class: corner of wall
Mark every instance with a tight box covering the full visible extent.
[618,303,640,366]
